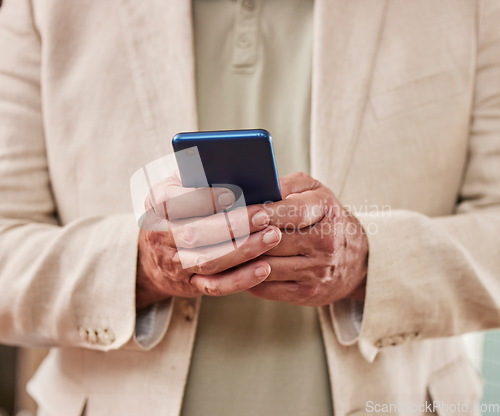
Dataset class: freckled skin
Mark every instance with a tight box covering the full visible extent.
[137,172,368,309]
[136,176,282,309]
[247,172,369,306]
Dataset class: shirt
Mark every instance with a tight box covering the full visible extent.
[180,1,333,415]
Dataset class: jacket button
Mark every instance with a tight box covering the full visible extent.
[408,331,420,340]
[390,334,405,345]
[375,334,402,348]
[87,329,98,344]
[78,326,89,342]
[375,337,388,348]
[98,328,116,345]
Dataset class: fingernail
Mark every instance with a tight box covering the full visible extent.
[252,210,270,227]
[218,192,234,209]
[262,228,280,245]
[255,266,270,278]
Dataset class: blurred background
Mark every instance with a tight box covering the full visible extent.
[0,0,498,414]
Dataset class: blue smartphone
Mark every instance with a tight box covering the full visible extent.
[172,129,282,206]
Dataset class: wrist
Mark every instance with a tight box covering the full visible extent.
[346,220,369,302]
[348,277,366,302]
[136,232,168,309]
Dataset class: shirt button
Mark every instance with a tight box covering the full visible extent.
[179,299,196,322]
[242,0,256,11]
[237,33,252,49]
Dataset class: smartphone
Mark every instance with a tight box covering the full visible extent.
[172,129,282,206]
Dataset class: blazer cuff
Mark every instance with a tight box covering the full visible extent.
[330,298,364,346]
[132,297,174,350]
[353,210,429,363]
[68,214,141,352]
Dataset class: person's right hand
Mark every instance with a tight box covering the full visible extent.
[136,176,282,309]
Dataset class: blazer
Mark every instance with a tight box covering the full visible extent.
[0,0,499,415]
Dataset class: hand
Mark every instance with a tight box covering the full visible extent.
[247,172,368,306]
[136,175,282,309]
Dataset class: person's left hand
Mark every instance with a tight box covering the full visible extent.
[247,172,369,306]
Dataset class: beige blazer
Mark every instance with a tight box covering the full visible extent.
[0,0,499,415]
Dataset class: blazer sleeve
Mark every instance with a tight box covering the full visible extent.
[337,0,500,362]
[0,0,166,352]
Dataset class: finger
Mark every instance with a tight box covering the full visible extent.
[261,190,327,229]
[171,205,270,248]
[182,226,282,275]
[258,255,317,281]
[138,207,170,232]
[144,175,181,213]
[146,182,235,220]
[139,204,272,248]
[279,172,322,198]
[265,230,314,256]
[266,222,338,256]
[246,281,303,304]
[190,260,271,296]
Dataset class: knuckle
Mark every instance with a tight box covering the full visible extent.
[144,229,161,248]
[203,282,223,296]
[144,185,169,219]
[317,233,335,253]
[197,257,217,275]
[150,183,164,204]
[296,171,309,180]
[297,238,312,255]
[170,253,188,280]
[300,284,319,299]
[281,176,292,188]
[199,188,215,207]
[314,265,334,281]
[171,274,185,282]
[178,224,197,248]
[164,175,181,187]
[144,194,153,211]
[229,211,250,236]
[311,179,322,190]
[171,250,182,265]
[170,266,186,282]
[170,271,186,282]
[297,205,312,225]
[238,241,254,259]
[158,249,184,280]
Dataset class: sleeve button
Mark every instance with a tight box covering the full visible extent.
[78,326,89,342]
[408,331,420,340]
[391,334,405,345]
[99,328,116,345]
[88,329,98,344]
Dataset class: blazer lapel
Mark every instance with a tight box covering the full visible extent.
[119,0,387,181]
[118,0,198,156]
[311,0,388,196]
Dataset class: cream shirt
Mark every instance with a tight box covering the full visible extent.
[181,1,333,415]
